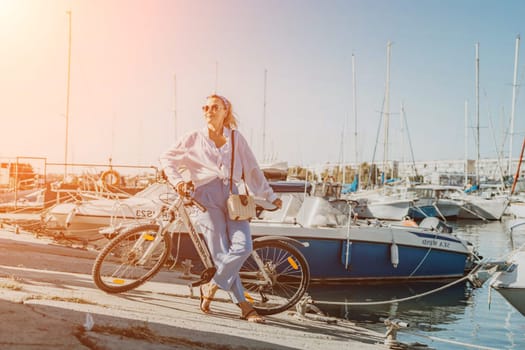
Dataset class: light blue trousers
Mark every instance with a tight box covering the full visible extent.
[193,178,252,304]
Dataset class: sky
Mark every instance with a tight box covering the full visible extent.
[1,0,525,175]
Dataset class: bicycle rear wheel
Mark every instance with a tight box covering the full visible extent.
[92,224,171,293]
[240,239,310,315]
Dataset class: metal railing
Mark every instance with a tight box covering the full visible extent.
[1,156,159,211]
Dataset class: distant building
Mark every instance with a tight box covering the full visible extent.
[308,158,521,187]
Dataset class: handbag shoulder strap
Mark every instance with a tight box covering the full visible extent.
[229,130,250,195]
[230,130,235,193]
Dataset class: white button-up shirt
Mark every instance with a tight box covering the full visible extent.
[160,127,277,202]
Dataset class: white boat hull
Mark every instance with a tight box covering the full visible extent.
[494,288,525,316]
[491,245,525,316]
[458,196,509,220]
[45,183,173,240]
[350,194,412,221]
[508,202,525,218]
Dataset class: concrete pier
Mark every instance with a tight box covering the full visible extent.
[0,228,399,349]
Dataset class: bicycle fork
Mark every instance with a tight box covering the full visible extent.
[136,227,164,266]
[246,250,274,303]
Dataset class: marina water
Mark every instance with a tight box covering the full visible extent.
[308,218,525,349]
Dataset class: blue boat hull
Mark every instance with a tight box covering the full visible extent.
[295,239,468,282]
[170,232,470,283]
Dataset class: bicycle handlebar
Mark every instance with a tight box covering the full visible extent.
[168,181,207,213]
[188,196,207,213]
[254,199,279,212]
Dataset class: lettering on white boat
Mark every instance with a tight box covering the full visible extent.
[135,209,156,218]
[422,239,450,248]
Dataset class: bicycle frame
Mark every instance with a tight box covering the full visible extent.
[132,192,217,287]
[124,189,274,287]
[173,196,217,286]
[93,185,311,315]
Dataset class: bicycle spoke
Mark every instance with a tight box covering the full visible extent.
[240,240,309,315]
[92,224,171,293]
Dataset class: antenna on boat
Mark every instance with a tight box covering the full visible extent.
[508,34,520,177]
[64,10,72,179]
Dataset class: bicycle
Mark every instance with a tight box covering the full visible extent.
[92,182,310,315]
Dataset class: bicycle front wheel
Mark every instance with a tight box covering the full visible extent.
[92,224,171,293]
[240,239,310,315]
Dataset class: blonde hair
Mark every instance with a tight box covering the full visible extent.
[207,94,238,129]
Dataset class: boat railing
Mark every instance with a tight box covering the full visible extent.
[50,188,131,202]
[0,156,160,212]
[43,161,160,206]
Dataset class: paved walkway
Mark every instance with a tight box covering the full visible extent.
[0,227,397,349]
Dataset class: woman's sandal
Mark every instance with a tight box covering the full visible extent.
[199,282,218,314]
[239,303,266,324]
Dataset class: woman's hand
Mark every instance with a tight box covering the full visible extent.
[176,181,194,197]
[272,198,282,209]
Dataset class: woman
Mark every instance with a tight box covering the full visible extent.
[159,94,282,323]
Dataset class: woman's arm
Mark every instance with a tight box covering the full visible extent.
[159,133,195,187]
[236,131,278,203]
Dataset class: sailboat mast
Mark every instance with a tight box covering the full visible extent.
[400,102,405,166]
[340,121,346,184]
[262,68,268,162]
[64,10,72,179]
[464,100,469,186]
[173,74,178,141]
[508,34,520,176]
[475,42,480,185]
[214,61,219,93]
[401,103,418,178]
[383,41,392,181]
[352,54,359,186]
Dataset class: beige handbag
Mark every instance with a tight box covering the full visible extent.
[227,130,256,221]
[227,194,256,221]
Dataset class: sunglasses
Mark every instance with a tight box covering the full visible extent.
[202,104,224,113]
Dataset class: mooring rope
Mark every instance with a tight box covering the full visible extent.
[313,264,482,306]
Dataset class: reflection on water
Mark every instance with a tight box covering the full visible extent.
[307,219,525,350]
[310,281,473,330]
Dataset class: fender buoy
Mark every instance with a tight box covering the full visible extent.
[65,206,79,228]
[390,242,399,268]
[101,169,120,187]
[401,216,418,227]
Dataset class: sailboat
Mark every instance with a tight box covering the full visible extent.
[346,43,416,221]
[456,42,510,220]
[490,242,525,316]
[488,221,525,316]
